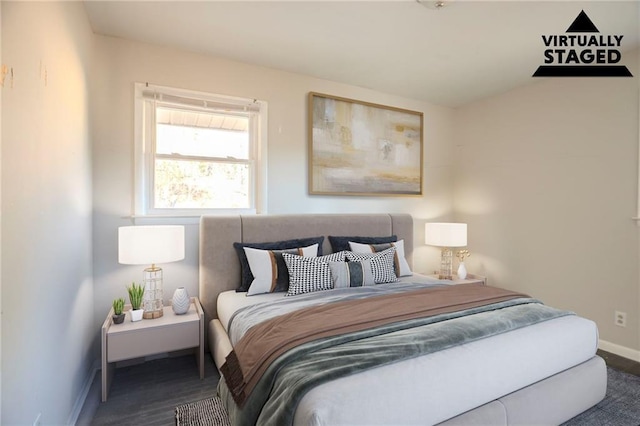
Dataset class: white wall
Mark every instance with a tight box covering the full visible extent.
[0,1,3,420]
[454,52,640,356]
[1,2,94,424]
[91,35,456,340]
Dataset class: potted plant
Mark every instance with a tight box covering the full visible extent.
[127,282,145,322]
[112,297,126,324]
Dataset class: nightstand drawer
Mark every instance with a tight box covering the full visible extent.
[108,321,199,362]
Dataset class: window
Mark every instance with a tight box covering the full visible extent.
[134,83,267,216]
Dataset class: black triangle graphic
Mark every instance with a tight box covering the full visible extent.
[566,10,599,33]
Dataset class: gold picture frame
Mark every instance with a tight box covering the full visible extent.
[308,92,423,196]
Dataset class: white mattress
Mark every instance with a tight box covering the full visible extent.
[293,314,597,425]
[213,279,599,425]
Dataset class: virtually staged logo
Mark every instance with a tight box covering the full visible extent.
[533,10,632,77]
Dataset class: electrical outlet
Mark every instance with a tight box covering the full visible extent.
[615,311,627,327]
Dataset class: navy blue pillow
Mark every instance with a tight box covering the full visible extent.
[328,235,397,253]
[233,237,325,292]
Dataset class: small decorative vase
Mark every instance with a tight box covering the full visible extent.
[457,262,467,280]
[112,313,125,324]
[130,309,144,322]
[172,287,190,315]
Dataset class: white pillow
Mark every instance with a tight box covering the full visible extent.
[244,244,318,295]
[348,239,412,277]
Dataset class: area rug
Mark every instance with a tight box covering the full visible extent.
[561,366,640,426]
[176,367,640,426]
[175,395,230,426]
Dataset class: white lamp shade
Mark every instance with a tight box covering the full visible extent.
[425,223,467,247]
[118,225,185,265]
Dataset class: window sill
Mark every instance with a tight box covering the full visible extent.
[127,210,257,226]
[125,215,201,226]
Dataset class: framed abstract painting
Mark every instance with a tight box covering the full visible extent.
[308,92,423,196]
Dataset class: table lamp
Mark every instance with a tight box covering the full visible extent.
[425,222,467,280]
[118,225,185,319]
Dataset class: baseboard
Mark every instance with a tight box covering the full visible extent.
[67,359,100,425]
[599,339,640,362]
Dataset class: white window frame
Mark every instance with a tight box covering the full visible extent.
[133,83,267,218]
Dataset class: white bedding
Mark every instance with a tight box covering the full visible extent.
[217,273,446,332]
[294,314,597,425]
[214,277,599,425]
[217,289,284,332]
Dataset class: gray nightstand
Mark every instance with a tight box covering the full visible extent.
[101,297,204,401]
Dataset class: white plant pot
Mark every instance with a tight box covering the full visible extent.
[457,262,467,280]
[172,287,190,315]
[130,308,144,322]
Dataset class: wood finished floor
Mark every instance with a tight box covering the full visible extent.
[596,349,640,376]
[78,350,639,426]
[77,354,220,426]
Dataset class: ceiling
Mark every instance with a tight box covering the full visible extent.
[84,1,639,108]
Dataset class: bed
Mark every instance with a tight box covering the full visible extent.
[200,213,606,425]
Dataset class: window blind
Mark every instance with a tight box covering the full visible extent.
[141,89,260,113]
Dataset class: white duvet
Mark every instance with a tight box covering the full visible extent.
[213,277,598,425]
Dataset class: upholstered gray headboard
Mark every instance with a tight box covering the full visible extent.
[199,213,413,327]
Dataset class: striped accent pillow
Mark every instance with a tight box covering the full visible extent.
[345,247,398,284]
[329,260,375,288]
[233,236,325,292]
[244,244,319,295]
[349,239,412,277]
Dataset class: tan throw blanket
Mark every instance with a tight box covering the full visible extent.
[221,284,528,407]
